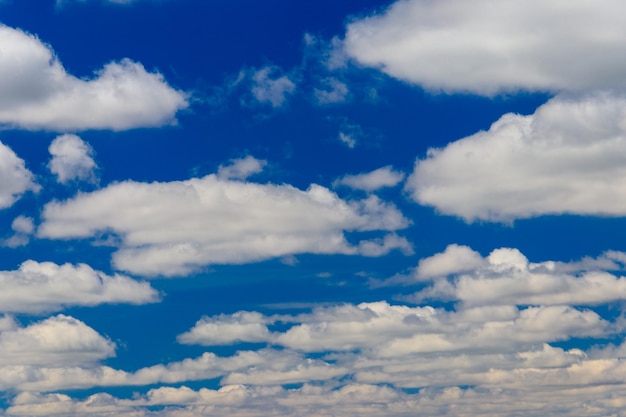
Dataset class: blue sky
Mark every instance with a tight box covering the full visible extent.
[2,0,626,415]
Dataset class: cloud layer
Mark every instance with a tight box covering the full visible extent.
[344,0,626,94]
[0,25,188,131]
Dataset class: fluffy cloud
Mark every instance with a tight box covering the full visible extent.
[48,134,97,184]
[410,245,626,307]
[38,174,410,276]
[0,25,188,131]
[414,244,486,281]
[0,260,159,313]
[334,166,405,192]
[0,315,115,367]
[406,93,626,222]
[0,140,38,209]
[250,67,296,108]
[344,0,626,94]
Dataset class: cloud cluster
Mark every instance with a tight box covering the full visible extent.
[38,173,410,276]
[0,25,188,131]
[406,93,626,222]
[344,0,626,95]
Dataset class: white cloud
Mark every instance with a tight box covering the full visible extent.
[38,174,410,276]
[0,315,115,367]
[0,25,188,131]
[250,67,296,108]
[406,93,626,222]
[0,260,159,314]
[334,166,405,192]
[0,140,38,209]
[2,216,34,248]
[217,156,266,180]
[410,246,626,307]
[48,134,97,184]
[344,0,626,95]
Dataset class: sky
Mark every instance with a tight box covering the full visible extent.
[1,0,626,416]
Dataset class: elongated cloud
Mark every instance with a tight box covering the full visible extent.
[334,166,405,192]
[406,93,626,222]
[0,141,38,209]
[344,0,626,94]
[0,260,159,313]
[0,25,188,131]
[39,174,410,276]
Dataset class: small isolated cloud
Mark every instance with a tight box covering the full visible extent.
[410,245,626,307]
[334,166,405,192]
[0,260,159,313]
[338,131,356,148]
[0,25,188,131]
[406,92,626,222]
[250,66,296,108]
[314,77,349,104]
[38,170,410,277]
[2,216,34,248]
[217,155,266,180]
[344,0,626,94]
[48,134,97,184]
[0,140,38,209]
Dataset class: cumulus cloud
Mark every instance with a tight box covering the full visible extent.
[0,260,159,313]
[410,245,626,307]
[334,166,405,192]
[414,244,486,281]
[0,140,38,209]
[406,93,626,222]
[0,25,188,131]
[48,134,97,184]
[38,174,410,276]
[344,0,626,95]
[0,315,115,367]
[250,67,296,108]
